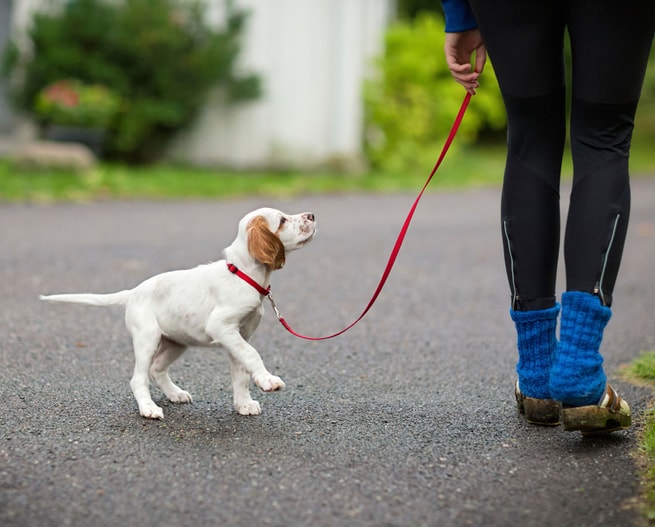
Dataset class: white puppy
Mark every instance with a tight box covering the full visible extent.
[41,207,316,419]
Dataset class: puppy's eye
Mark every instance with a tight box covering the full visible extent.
[279,217,287,228]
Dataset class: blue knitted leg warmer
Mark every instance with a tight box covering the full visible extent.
[549,291,610,407]
[511,303,560,400]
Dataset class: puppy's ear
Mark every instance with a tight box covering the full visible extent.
[247,216,286,270]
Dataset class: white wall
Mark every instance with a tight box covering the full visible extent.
[170,0,393,169]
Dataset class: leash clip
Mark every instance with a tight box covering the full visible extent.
[267,291,283,320]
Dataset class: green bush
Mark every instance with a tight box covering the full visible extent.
[396,0,441,19]
[363,13,506,172]
[635,53,655,137]
[3,0,261,162]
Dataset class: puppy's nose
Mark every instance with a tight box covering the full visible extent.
[304,212,315,222]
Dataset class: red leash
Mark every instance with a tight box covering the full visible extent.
[269,93,472,341]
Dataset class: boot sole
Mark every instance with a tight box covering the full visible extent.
[515,383,562,426]
[561,385,631,436]
[522,397,562,426]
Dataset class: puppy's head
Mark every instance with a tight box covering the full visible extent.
[242,208,316,270]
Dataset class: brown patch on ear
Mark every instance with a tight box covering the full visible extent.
[247,216,286,270]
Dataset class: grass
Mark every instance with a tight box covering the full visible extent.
[625,353,655,385]
[2,140,655,203]
[644,416,655,523]
[643,409,655,524]
[623,353,655,522]
[0,145,509,203]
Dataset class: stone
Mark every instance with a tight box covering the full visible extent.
[9,140,97,171]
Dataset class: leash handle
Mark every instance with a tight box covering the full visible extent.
[272,92,472,341]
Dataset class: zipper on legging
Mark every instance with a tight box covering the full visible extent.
[593,213,621,307]
[503,219,520,309]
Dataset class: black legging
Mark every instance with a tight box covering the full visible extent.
[467,0,655,310]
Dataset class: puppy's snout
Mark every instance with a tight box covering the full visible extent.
[304,212,315,222]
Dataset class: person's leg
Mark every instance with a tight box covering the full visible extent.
[511,304,561,425]
[468,2,566,419]
[470,0,566,312]
[563,0,654,305]
[549,0,654,432]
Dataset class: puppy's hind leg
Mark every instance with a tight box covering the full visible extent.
[229,354,261,416]
[130,329,166,419]
[150,338,193,404]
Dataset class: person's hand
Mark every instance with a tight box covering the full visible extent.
[444,29,486,95]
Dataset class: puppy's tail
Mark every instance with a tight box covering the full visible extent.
[40,290,131,307]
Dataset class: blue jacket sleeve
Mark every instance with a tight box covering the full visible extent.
[440,0,477,32]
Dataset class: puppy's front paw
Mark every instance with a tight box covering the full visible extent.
[235,400,261,416]
[168,389,193,404]
[255,374,286,392]
[139,401,164,420]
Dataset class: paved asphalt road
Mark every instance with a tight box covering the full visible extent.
[2,181,655,527]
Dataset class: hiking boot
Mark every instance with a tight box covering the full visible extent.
[561,384,631,435]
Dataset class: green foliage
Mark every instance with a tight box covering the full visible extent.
[396,0,441,19]
[34,79,122,128]
[2,0,261,162]
[635,52,655,136]
[363,13,506,173]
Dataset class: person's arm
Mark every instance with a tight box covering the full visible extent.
[441,0,477,32]
[440,1,486,95]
